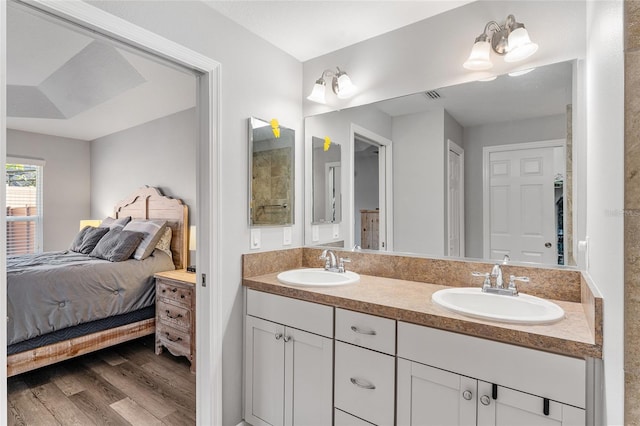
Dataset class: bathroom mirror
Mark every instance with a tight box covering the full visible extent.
[249,117,295,226]
[305,60,577,266]
[312,136,342,224]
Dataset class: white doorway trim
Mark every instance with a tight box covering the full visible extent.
[447,139,465,257]
[349,124,393,251]
[482,139,564,261]
[1,1,222,424]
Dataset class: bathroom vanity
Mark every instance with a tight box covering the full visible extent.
[242,248,602,426]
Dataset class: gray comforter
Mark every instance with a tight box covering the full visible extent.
[7,249,175,345]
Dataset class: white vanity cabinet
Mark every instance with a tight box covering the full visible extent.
[244,290,334,426]
[334,309,396,426]
[397,322,586,426]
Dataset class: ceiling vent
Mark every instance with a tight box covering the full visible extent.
[424,90,442,100]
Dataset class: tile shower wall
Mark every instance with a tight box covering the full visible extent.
[252,147,292,225]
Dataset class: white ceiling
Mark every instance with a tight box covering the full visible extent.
[7,5,196,141]
[203,1,474,62]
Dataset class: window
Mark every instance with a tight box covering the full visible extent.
[6,157,44,255]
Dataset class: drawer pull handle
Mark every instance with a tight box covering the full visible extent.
[350,377,376,390]
[171,288,178,293]
[165,310,183,319]
[165,333,182,343]
[350,326,377,336]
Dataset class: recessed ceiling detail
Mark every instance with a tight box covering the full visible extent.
[38,41,147,119]
[7,85,65,119]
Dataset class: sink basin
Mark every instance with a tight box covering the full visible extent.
[431,287,565,325]
[277,268,360,287]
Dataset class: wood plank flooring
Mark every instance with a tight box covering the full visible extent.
[8,336,196,425]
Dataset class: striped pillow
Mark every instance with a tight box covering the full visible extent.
[123,219,167,260]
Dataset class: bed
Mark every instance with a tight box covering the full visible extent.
[7,186,188,377]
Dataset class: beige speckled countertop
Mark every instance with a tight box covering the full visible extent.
[243,271,602,360]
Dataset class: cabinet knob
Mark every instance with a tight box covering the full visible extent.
[275,333,283,340]
[283,336,292,343]
[462,390,473,401]
[480,395,491,406]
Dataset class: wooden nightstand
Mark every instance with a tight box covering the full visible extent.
[154,269,196,373]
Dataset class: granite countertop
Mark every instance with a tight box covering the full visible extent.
[243,271,601,360]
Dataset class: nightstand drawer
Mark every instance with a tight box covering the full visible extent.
[158,299,192,330]
[156,321,191,356]
[157,279,193,306]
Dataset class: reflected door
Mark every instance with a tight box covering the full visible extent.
[448,141,464,257]
[486,146,556,264]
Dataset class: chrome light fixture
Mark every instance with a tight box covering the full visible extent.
[463,14,538,71]
[307,67,357,104]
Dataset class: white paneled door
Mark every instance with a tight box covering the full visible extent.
[485,144,558,264]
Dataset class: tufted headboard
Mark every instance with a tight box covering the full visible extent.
[112,186,189,270]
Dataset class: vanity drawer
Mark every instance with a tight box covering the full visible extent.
[334,408,375,426]
[335,341,395,426]
[336,308,396,355]
[246,289,333,338]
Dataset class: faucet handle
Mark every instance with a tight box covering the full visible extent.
[472,272,491,291]
[508,275,529,295]
[338,257,351,272]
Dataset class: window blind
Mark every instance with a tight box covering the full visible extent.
[6,157,44,255]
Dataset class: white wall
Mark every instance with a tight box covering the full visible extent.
[585,1,624,424]
[90,108,197,224]
[303,1,586,116]
[7,129,90,251]
[354,149,379,247]
[392,109,445,255]
[443,110,464,254]
[463,114,567,259]
[89,2,303,424]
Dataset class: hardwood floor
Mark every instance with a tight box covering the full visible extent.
[7,336,196,425]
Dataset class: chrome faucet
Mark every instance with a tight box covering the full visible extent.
[319,249,351,273]
[472,255,527,296]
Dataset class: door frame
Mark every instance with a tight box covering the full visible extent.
[482,139,565,260]
[349,124,393,251]
[446,139,465,257]
[0,1,222,424]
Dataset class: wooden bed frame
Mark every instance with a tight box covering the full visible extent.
[7,186,189,377]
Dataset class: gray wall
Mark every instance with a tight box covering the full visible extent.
[443,110,464,254]
[463,114,567,259]
[392,109,445,255]
[354,148,379,247]
[90,108,196,226]
[7,129,91,251]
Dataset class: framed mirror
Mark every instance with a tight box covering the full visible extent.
[312,136,342,224]
[304,60,578,267]
[249,117,295,227]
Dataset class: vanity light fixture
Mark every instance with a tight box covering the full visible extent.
[463,14,538,71]
[307,67,357,104]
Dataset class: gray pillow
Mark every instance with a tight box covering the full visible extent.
[70,226,109,254]
[122,219,167,260]
[90,228,144,262]
[100,216,132,230]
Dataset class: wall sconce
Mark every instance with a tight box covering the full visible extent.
[307,67,357,104]
[463,14,538,71]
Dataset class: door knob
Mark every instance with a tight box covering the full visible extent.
[545,242,552,248]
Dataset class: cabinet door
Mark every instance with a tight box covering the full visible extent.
[397,359,476,426]
[245,316,286,426]
[477,381,585,426]
[284,327,333,426]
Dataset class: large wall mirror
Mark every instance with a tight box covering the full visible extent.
[249,117,295,227]
[304,60,578,267]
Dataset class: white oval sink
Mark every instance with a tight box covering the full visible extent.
[431,287,565,325]
[277,268,360,287]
